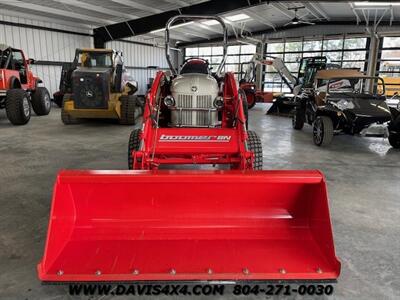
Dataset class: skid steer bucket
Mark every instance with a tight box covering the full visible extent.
[38,170,340,282]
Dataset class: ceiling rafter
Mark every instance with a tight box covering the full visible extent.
[53,0,139,21]
[0,0,114,25]
[111,0,163,14]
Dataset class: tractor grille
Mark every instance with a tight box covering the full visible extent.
[172,94,217,127]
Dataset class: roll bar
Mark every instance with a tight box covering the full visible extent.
[165,15,228,77]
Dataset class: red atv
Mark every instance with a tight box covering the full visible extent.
[128,16,262,170]
[0,44,51,125]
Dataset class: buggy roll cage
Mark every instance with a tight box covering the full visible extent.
[165,15,228,77]
[323,76,386,95]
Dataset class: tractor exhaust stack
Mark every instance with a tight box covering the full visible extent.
[38,170,340,282]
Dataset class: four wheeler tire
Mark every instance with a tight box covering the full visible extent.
[313,116,334,146]
[292,108,305,130]
[120,95,137,125]
[31,87,51,115]
[5,89,31,125]
[61,94,81,125]
[388,133,400,148]
[128,129,142,169]
[247,130,263,170]
[238,89,249,129]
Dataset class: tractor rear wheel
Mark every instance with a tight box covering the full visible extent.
[128,129,142,169]
[31,87,51,115]
[5,89,31,125]
[61,94,81,124]
[120,95,137,125]
[247,130,263,170]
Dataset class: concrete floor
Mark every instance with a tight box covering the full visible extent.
[0,104,399,300]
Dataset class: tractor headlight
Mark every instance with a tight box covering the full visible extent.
[335,99,355,110]
[164,95,175,107]
[213,96,224,109]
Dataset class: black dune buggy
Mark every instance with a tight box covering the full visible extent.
[292,69,400,148]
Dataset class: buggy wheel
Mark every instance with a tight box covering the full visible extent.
[292,108,305,130]
[247,130,263,170]
[31,87,51,115]
[313,116,333,146]
[128,129,142,169]
[61,94,81,124]
[388,133,400,149]
[5,89,31,125]
[120,95,137,125]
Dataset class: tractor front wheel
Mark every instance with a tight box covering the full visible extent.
[5,89,31,125]
[247,130,263,170]
[292,108,305,130]
[120,95,137,125]
[128,129,142,169]
[31,87,51,115]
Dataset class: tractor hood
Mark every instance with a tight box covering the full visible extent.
[171,74,218,96]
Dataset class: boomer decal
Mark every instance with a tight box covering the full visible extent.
[159,134,232,142]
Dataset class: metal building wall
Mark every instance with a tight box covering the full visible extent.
[0,14,92,95]
[106,37,169,95]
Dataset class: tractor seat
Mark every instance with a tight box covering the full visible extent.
[180,59,209,75]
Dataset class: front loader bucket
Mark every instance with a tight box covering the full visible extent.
[38,170,340,282]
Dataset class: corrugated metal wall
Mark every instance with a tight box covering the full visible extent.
[0,14,92,95]
[106,37,169,95]
[1,14,173,97]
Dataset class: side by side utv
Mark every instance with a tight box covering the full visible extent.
[292,69,400,148]
[38,16,340,283]
[58,48,141,125]
[0,44,51,125]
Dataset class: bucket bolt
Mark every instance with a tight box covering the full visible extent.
[279,268,287,274]
[57,270,64,276]
[169,269,176,275]
[95,270,102,276]
[316,268,323,274]
[207,268,213,275]
[242,268,250,275]
[132,269,140,275]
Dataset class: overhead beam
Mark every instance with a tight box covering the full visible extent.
[246,11,276,31]
[163,0,190,8]
[178,20,400,47]
[93,0,270,47]
[0,0,114,25]
[270,2,294,19]
[53,0,139,21]
[111,0,163,14]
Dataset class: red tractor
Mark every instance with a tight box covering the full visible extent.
[0,44,51,125]
[38,16,340,283]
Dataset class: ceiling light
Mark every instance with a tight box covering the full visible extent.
[202,20,220,26]
[225,13,250,22]
[353,2,400,6]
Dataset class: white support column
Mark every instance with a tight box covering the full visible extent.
[366,29,380,92]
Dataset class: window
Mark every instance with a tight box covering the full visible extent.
[378,37,400,94]
[184,44,257,78]
[264,36,368,93]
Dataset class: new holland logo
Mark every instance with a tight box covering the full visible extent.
[159,135,231,142]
